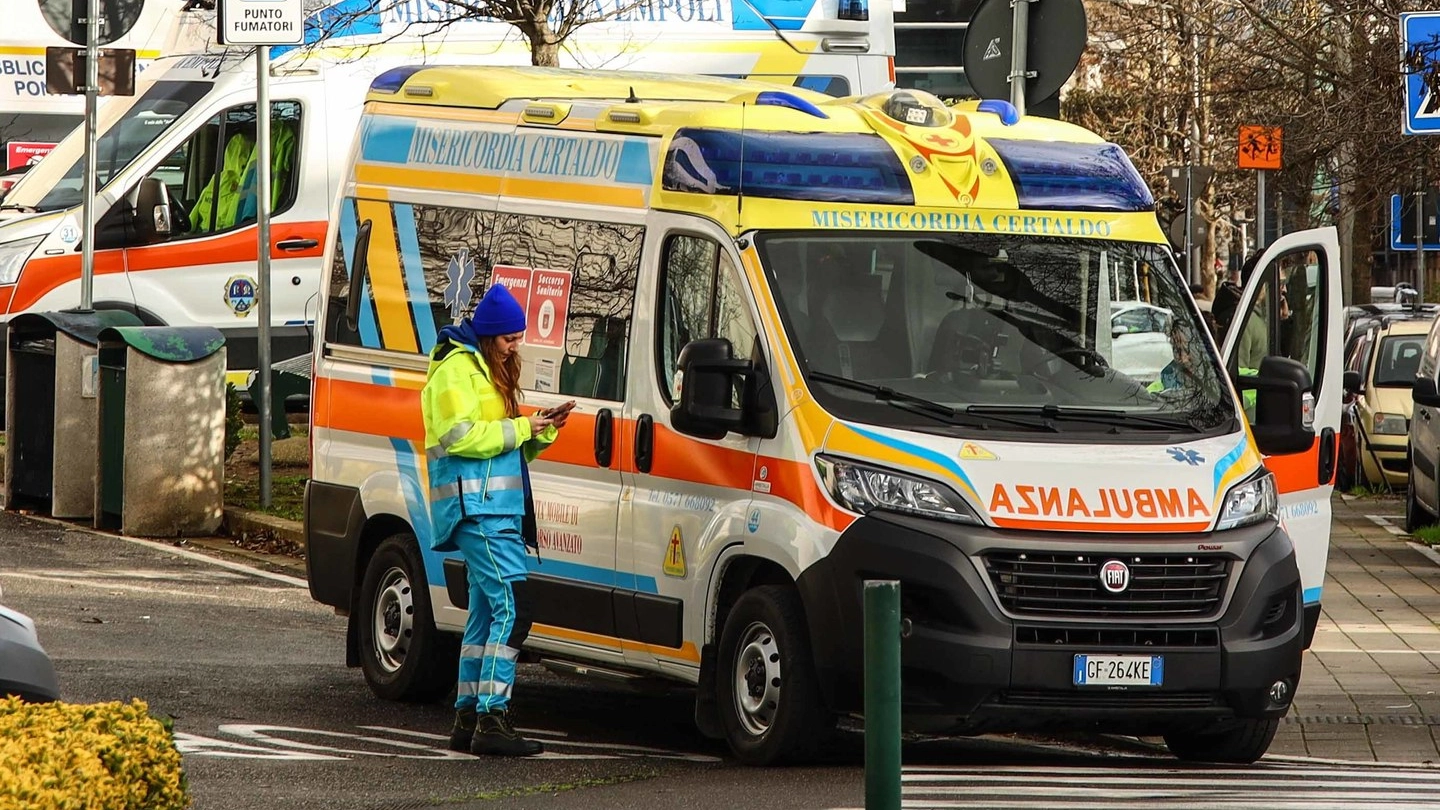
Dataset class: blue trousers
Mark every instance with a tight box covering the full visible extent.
[453,515,531,713]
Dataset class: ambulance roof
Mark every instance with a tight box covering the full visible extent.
[359,66,1161,236]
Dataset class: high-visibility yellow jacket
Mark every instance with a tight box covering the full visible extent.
[421,341,557,552]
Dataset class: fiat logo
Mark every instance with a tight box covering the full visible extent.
[1099,560,1130,593]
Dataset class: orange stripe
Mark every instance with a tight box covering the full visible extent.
[1263,438,1325,493]
[11,253,125,313]
[127,221,329,271]
[757,455,853,532]
[532,623,700,662]
[992,517,1212,533]
[313,377,425,440]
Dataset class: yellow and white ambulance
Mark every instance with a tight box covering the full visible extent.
[305,66,1343,765]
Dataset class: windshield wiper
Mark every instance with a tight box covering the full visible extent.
[808,372,1057,431]
[966,403,1200,431]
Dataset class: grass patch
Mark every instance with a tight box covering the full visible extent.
[1347,483,1396,498]
[1411,525,1440,545]
[224,473,307,523]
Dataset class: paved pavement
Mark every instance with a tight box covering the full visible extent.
[194,492,1440,766]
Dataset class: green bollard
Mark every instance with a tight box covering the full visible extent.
[864,579,901,810]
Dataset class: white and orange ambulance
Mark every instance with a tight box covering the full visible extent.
[0,0,895,386]
[305,66,1343,765]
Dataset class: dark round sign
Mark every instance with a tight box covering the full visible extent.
[961,0,1086,103]
[40,0,144,47]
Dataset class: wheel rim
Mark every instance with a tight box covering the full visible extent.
[371,565,414,674]
[732,620,782,738]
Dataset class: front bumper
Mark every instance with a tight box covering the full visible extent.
[1360,432,1409,485]
[795,512,1304,737]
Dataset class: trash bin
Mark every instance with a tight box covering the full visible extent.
[94,326,227,537]
[4,310,143,518]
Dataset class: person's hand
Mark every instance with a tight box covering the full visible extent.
[549,400,577,429]
[526,413,554,434]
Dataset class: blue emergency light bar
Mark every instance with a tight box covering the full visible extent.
[988,139,1155,212]
[661,129,913,204]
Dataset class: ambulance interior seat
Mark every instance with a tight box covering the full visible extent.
[560,316,627,401]
[806,271,906,380]
[768,243,810,343]
[926,297,1029,381]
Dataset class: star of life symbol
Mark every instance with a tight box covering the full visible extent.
[444,248,476,321]
[1167,447,1204,466]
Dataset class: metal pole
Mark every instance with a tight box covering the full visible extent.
[1256,171,1266,254]
[1007,0,1033,115]
[1416,188,1426,304]
[80,0,100,310]
[864,580,901,810]
[257,46,273,509]
[1183,164,1194,284]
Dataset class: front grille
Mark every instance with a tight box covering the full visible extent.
[985,552,1231,618]
[1015,626,1219,648]
[995,690,1221,710]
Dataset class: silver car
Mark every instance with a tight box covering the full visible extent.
[0,583,60,702]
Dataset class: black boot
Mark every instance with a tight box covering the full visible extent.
[449,707,477,753]
[470,708,543,757]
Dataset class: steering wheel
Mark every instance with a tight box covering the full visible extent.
[1055,346,1109,376]
[167,197,191,235]
[928,332,994,381]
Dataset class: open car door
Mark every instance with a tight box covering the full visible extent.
[1220,227,1343,649]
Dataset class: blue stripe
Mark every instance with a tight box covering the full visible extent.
[522,557,658,593]
[1212,436,1249,494]
[393,203,437,353]
[1303,586,1321,605]
[360,118,417,165]
[615,141,653,185]
[338,198,380,349]
[847,424,978,496]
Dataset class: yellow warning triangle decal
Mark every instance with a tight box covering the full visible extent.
[958,442,997,460]
[664,526,687,577]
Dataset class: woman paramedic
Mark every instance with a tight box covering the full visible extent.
[421,282,575,757]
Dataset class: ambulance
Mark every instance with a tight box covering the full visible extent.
[304,66,1342,765]
[0,0,894,386]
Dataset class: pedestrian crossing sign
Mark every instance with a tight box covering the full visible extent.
[664,526,687,577]
[1402,12,1440,135]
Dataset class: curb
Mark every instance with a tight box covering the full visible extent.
[221,507,305,546]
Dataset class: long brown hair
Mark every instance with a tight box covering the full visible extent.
[479,336,523,418]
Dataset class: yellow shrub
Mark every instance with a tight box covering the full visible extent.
[0,697,189,809]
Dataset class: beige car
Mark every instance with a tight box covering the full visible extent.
[1343,318,1432,487]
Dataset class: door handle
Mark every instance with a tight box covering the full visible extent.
[276,238,319,251]
[1317,427,1336,487]
[1423,409,1431,422]
[594,408,614,468]
[635,413,654,474]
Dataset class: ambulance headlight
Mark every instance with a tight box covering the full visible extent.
[1216,470,1278,531]
[0,237,41,284]
[816,455,979,524]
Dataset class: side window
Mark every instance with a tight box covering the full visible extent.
[1231,249,1323,393]
[657,234,758,402]
[158,100,302,239]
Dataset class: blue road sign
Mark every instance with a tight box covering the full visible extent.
[1391,193,1440,250]
[1403,12,1440,134]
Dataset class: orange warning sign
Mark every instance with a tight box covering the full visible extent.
[664,526,687,577]
[1237,126,1282,170]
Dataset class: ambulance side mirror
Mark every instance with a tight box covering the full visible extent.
[1238,355,1314,455]
[671,338,751,440]
[132,177,173,243]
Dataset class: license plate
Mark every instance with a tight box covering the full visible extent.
[1073,654,1163,686]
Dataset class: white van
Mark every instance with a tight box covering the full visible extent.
[0,0,895,383]
[305,66,1345,765]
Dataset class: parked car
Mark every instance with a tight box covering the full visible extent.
[1109,300,1174,382]
[1407,313,1440,529]
[0,583,60,703]
[1341,317,1432,489]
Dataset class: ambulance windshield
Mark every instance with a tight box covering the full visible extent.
[3,80,211,213]
[759,233,1235,436]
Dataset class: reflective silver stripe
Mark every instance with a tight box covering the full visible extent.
[461,645,485,659]
[440,421,473,450]
[426,445,448,461]
[483,644,520,662]
[456,682,479,697]
[486,475,523,492]
[500,419,517,452]
[429,478,487,501]
[476,679,513,697]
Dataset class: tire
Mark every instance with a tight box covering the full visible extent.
[1405,467,1435,533]
[715,585,833,765]
[356,533,458,703]
[1163,717,1279,764]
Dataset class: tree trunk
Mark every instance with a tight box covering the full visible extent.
[523,19,561,66]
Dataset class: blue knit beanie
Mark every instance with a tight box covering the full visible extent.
[471,282,527,337]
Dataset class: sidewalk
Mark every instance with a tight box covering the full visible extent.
[1269,493,1440,763]
[217,493,1440,764]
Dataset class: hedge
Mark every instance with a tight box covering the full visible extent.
[0,697,189,809]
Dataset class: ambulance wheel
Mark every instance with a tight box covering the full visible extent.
[1163,717,1278,764]
[716,585,832,765]
[357,533,457,703]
